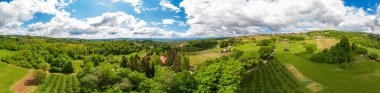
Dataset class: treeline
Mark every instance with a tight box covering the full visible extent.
[307,30,380,49]
[178,40,217,52]
[0,35,170,73]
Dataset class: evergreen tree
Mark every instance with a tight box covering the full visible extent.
[120,56,128,68]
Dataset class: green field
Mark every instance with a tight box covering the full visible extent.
[234,43,260,53]
[276,41,380,93]
[73,60,83,74]
[34,74,80,93]
[0,62,28,93]
[240,59,306,93]
[187,48,230,65]
[0,50,16,58]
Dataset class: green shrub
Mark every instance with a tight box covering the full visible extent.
[34,69,47,84]
[257,39,272,46]
[354,47,368,54]
[368,53,378,60]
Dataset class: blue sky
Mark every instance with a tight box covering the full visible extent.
[1,0,380,38]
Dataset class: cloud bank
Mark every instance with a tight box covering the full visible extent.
[180,0,379,37]
[0,0,380,38]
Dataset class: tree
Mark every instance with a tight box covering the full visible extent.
[33,69,47,84]
[38,62,51,71]
[354,47,368,55]
[368,53,378,60]
[310,37,353,64]
[336,37,351,52]
[116,78,132,92]
[305,44,317,54]
[220,41,229,48]
[194,59,244,92]
[258,46,273,59]
[257,39,272,46]
[166,49,177,66]
[62,62,74,73]
[84,54,106,66]
[173,71,197,93]
[232,50,244,59]
[120,56,128,68]
[152,66,176,92]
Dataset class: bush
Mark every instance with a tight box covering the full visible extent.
[258,46,273,59]
[368,53,378,60]
[354,47,368,54]
[305,44,317,54]
[34,69,47,84]
[62,62,74,73]
[257,39,272,46]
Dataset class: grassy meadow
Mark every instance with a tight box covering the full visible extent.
[0,62,28,93]
[276,39,380,93]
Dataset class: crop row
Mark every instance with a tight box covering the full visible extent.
[34,74,80,93]
[241,58,304,93]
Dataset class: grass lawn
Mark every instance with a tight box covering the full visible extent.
[276,42,380,93]
[0,62,28,93]
[234,43,260,53]
[73,60,83,74]
[187,48,229,65]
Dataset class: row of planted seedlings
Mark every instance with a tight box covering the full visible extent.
[243,59,303,93]
[34,74,80,93]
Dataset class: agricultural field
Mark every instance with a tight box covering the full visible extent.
[33,74,80,93]
[0,62,28,93]
[276,40,380,93]
[240,59,307,93]
[315,38,338,50]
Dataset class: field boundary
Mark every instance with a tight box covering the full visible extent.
[284,63,324,93]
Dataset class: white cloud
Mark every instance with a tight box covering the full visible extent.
[162,19,176,25]
[180,0,379,37]
[112,0,143,13]
[371,6,380,33]
[25,12,182,39]
[160,0,180,13]
[0,0,183,39]
[0,0,71,29]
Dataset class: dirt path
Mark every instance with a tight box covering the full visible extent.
[12,69,37,93]
[284,63,324,93]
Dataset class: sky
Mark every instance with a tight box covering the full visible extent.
[0,0,380,39]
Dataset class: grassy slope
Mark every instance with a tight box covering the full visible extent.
[0,50,27,93]
[0,62,28,93]
[276,41,380,93]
